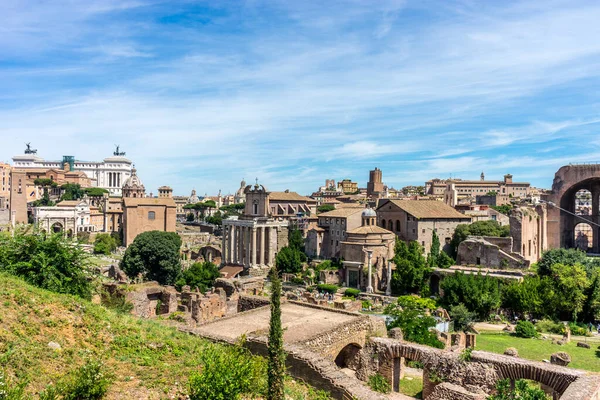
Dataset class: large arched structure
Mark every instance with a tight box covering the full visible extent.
[547,164,600,252]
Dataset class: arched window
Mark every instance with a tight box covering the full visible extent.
[388,220,393,231]
[148,211,155,220]
[575,189,592,216]
[381,219,386,228]
[575,223,593,252]
[396,220,401,232]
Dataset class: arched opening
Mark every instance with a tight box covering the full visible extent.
[334,343,362,370]
[51,222,63,233]
[396,220,401,232]
[575,189,592,216]
[575,223,593,252]
[388,220,393,231]
[381,218,386,228]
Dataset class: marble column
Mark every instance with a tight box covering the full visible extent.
[222,225,228,263]
[366,250,374,293]
[259,227,265,265]
[251,228,257,267]
[385,260,392,296]
[245,227,251,268]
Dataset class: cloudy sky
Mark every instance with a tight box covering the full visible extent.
[2,0,600,196]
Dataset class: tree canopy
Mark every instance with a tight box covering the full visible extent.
[60,183,85,201]
[175,262,220,293]
[390,239,430,295]
[384,296,444,349]
[120,231,182,285]
[439,272,502,319]
[317,204,335,213]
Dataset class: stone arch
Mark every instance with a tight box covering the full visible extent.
[51,222,63,233]
[381,218,386,228]
[334,343,362,369]
[388,220,393,231]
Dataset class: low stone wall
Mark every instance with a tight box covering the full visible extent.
[238,294,271,312]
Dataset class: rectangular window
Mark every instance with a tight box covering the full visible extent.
[148,211,156,220]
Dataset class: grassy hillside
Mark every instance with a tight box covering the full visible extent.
[0,273,330,399]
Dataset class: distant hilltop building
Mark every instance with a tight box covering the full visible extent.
[425,173,531,206]
[11,144,134,196]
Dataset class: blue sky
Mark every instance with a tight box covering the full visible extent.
[2,0,600,196]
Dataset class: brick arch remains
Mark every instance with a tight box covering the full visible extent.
[548,164,600,252]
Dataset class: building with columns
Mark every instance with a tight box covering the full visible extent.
[11,145,133,196]
[221,183,289,275]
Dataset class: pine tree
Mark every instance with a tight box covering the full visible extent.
[267,266,285,400]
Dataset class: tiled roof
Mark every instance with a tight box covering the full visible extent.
[318,208,364,218]
[270,191,316,202]
[56,200,83,207]
[123,197,176,207]
[380,200,470,219]
[347,225,394,235]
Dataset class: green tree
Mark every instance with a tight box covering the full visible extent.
[550,262,589,320]
[440,272,502,319]
[32,178,58,206]
[582,272,600,322]
[206,211,223,226]
[427,230,441,269]
[175,262,220,293]
[384,296,444,349]
[450,220,510,257]
[0,229,92,299]
[501,276,556,318]
[60,183,84,201]
[267,267,285,400]
[391,239,430,294]
[93,233,118,255]
[186,212,195,222]
[275,246,303,274]
[288,229,305,252]
[491,204,512,216]
[317,204,335,213]
[120,231,182,285]
[536,248,588,277]
[437,251,454,269]
[84,187,109,197]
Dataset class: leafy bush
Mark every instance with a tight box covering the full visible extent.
[0,230,92,299]
[568,321,590,336]
[458,347,473,362]
[175,262,220,293]
[450,304,476,332]
[93,233,118,255]
[291,276,305,285]
[450,220,510,257]
[368,374,391,394]
[100,290,134,314]
[121,231,182,285]
[535,319,565,335]
[0,370,27,400]
[440,272,502,319]
[487,378,548,400]
[317,284,338,294]
[61,360,112,400]
[189,343,266,400]
[344,288,360,298]
[391,239,430,295]
[515,321,538,338]
[275,246,304,274]
[385,296,444,349]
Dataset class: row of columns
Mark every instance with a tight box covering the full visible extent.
[108,172,121,188]
[223,224,276,267]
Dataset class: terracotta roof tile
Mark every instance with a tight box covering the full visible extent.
[269,191,316,202]
[380,200,470,219]
[318,208,364,218]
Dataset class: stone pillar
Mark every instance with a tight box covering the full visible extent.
[345,265,350,287]
[593,185,600,253]
[386,260,392,296]
[259,227,265,265]
[222,225,228,264]
[237,225,243,265]
[366,250,374,293]
[267,227,274,266]
[251,228,257,267]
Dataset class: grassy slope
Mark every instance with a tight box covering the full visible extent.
[476,332,600,372]
[0,273,329,399]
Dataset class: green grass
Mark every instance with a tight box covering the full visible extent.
[0,273,331,399]
[399,376,423,399]
[476,332,600,372]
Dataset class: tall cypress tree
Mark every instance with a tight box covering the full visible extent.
[267,266,285,400]
[428,230,441,269]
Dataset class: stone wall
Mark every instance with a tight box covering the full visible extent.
[237,294,271,312]
[456,236,527,269]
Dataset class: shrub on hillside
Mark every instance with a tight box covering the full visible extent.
[120,231,182,285]
[317,284,338,294]
[0,230,92,299]
[515,321,538,338]
[535,319,565,335]
[344,288,360,298]
[61,360,112,400]
[568,322,591,336]
[189,343,266,400]
[385,296,445,349]
[449,304,476,332]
